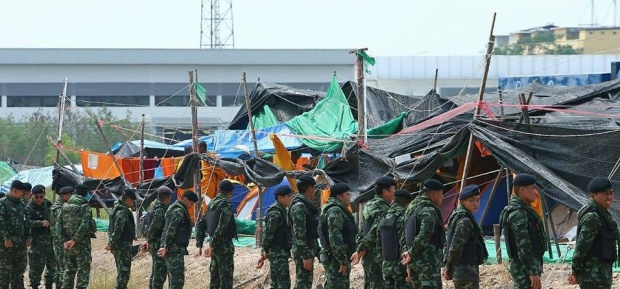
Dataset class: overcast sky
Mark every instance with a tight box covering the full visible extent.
[1,0,617,56]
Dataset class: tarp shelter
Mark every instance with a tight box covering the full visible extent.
[111,140,185,158]
[236,178,291,220]
[173,135,215,150]
[1,165,83,194]
[230,182,250,213]
[212,124,303,158]
[0,161,16,184]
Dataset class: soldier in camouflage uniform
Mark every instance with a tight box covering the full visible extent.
[378,189,413,289]
[196,180,236,289]
[26,185,56,289]
[499,174,547,289]
[443,185,488,289]
[352,177,395,289]
[143,187,172,289]
[0,180,30,289]
[157,191,198,289]
[318,184,358,289]
[51,186,73,289]
[57,184,96,289]
[257,186,293,289]
[288,176,319,289]
[401,179,445,289]
[568,177,620,289]
[105,189,137,289]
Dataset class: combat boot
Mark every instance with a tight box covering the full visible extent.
[45,283,53,289]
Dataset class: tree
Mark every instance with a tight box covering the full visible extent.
[494,32,581,55]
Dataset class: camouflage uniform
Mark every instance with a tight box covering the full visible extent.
[108,200,136,289]
[0,195,29,288]
[499,195,547,289]
[403,195,445,289]
[262,201,292,289]
[356,195,390,289]
[50,197,67,288]
[319,197,358,289]
[379,202,409,289]
[444,205,488,289]
[26,198,56,289]
[160,201,192,289]
[196,192,235,289]
[571,200,619,289]
[57,194,94,289]
[145,200,169,289]
[288,194,320,289]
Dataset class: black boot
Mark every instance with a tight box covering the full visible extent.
[29,285,39,289]
[45,283,53,289]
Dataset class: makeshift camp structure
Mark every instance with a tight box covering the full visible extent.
[236,178,291,220]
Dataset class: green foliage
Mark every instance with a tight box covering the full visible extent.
[494,32,581,55]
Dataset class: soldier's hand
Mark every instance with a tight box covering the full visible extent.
[140,242,149,252]
[338,264,347,275]
[196,248,202,257]
[567,273,577,285]
[302,258,313,271]
[157,248,167,257]
[42,220,50,228]
[64,240,75,250]
[204,246,213,257]
[256,257,265,269]
[25,239,30,248]
[350,252,361,265]
[405,269,412,283]
[400,252,412,265]
[529,275,541,289]
[4,240,13,248]
[104,245,111,251]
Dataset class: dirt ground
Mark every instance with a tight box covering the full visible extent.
[26,232,620,288]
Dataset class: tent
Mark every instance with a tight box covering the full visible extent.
[1,165,83,194]
[230,182,250,213]
[111,140,185,158]
[236,178,291,220]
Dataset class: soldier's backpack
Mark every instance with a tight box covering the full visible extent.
[379,213,400,261]
[61,202,87,239]
[139,208,154,236]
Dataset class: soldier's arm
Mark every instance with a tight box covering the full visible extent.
[409,207,436,255]
[211,201,233,243]
[108,209,128,247]
[162,211,181,250]
[195,214,207,248]
[147,208,165,243]
[54,209,68,243]
[290,204,312,259]
[509,210,540,275]
[261,209,281,254]
[25,207,41,228]
[72,205,93,243]
[0,203,8,241]
[397,212,407,255]
[327,209,347,265]
[571,212,600,275]
[445,217,473,276]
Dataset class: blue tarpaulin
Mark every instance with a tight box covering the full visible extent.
[212,124,302,158]
[172,135,215,151]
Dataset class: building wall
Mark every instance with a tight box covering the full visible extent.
[582,28,620,54]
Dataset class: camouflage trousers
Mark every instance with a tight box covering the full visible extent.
[62,244,92,289]
[0,246,27,288]
[322,258,350,289]
[578,283,612,289]
[576,258,612,289]
[508,258,542,289]
[452,265,479,289]
[453,280,479,289]
[165,252,185,289]
[268,252,290,289]
[149,245,167,289]
[361,253,384,289]
[112,242,132,289]
[28,241,56,287]
[210,251,234,289]
[292,255,313,289]
[383,260,409,289]
[54,242,65,288]
[409,258,442,289]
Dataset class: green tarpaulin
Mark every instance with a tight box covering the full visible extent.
[0,162,16,183]
[286,75,358,152]
[249,105,280,130]
[367,111,408,139]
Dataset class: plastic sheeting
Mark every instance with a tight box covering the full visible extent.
[0,161,16,184]
[249,105,280,130]
[212,124,302,158]
[111,140,185,158]
[2,165,83,194]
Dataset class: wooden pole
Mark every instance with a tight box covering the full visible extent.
[94,119,131,189]
[541,191,562,258]
[189,70,202,223]
[139,114,145,185]
[498,86,504,119]
[349,48,368,144]
[459,13,497,188]
[46,136,79,173]
[433,68,439,92]
[243,72,264,247]
[53,78,68,202]
[480,166,505,225]
[494,224,502,264]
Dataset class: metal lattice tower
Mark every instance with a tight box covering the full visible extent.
[200,0,235,49]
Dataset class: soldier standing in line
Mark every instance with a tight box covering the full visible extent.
[401,179,446,289]
[568,177,620,289]
[105,189,137,289]
[197,180,237,289]
[0,180,30,289]
[26,185,56,289]
[16,182,33,289]
[318,184,358,289]
[157,191,198,289]
[499,174,547,289]
[257,186,293,289]
[51,186,73,289]
[57,184,95,289]
[379,189,413,289]
[443,185,488,289]
[288,176,320,289]
[351,177,396,289]
[142,186,173,289]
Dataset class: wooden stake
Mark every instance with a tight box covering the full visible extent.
[433,68,439,92]
[480,165,505,225]
[494,224,502,264]
[349,48,368,144]
[139,114,145,185]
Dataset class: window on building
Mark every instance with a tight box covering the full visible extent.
[155,94,217,107]
[7,96,58,107]
[76,96,149,107]
[221,95,242,107]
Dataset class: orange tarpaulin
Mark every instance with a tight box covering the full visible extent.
[161,157,182,177]
[270,134,298,192]
[80,151,122,180]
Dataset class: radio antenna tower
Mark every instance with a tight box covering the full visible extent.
[200,0,235,49]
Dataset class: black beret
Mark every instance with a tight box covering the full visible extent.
[74,184,89,197]
[219,180,235,192]
[395,189,413,200]
[422,179,444,192]
[183,191,199,202]
[274,186,292,196]
[11,180,26,191]
[513,174,536,186]
[23,183,32,192]
[588,177,613,193]
[459,185,481,200]
[157,186,173,196]
[330,184,350,196]
[31,185,46,194]
[122,189,137,200]
[297,175,316,186]
[58,186,74,195]
[376,177,396,187]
